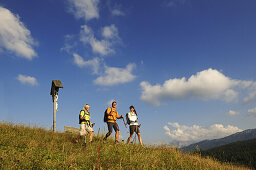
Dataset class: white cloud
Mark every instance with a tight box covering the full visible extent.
[67,0,99,21]
[164,122,242,147]
[0,7,37,60]
[111,9,125,16]
[243,91,256,103]
[102,24,119,40]
[80,25,114,56]
[165,0,187,7]
[17,74,38,86]
[94,63,136,86]
[60,34,77,54]
[140,68,255,106]
[73,53,100,74]
[223,89,238,102]
[248,107,256,117]
[90,39,113,56]
[227,110,239,116]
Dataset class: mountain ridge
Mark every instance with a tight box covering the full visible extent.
[182,128,256,152]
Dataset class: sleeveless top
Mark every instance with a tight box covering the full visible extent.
[127,112,138,126]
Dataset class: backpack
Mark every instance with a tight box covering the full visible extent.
[79,110,85,124]
[126,113,131,125]
[103,108,112,122]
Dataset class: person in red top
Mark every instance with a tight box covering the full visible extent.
[103,101,123,143]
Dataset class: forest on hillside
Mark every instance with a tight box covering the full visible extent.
[201,138,256,169]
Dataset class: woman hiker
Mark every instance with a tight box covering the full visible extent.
[126,105,143,146]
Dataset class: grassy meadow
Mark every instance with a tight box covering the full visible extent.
[0,122,251,169]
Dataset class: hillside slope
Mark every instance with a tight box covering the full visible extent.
[0,123,249,169]
[182,128,256,152]
[201,138,256,169]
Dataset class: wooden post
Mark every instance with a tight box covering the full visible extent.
[53,95,57,132]
[50,80,63,133]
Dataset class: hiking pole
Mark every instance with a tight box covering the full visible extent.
[132,132,136,144]
[122,117,127,128]
[122,117,129,134]
[132,124,141,144]
[134,125,138,144]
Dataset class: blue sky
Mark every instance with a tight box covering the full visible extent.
[0,0,256,146]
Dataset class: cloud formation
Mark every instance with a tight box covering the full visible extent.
[80,25,115,56]
[67,0,99,21]
[111,9,125,16]
[140,68,256,106]
[165,0,187,7]
[102,24,119,40]
[164,122,242,147]
[73,53,100,74]
[243,91,256,103]
[227,110,239,116]
[94,63,136,86]
[60,34,78,54]
[17,74,38,86]
[248,107,256,117]
[0,7,37,60]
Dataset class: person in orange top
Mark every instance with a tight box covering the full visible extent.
[103,101,123,143]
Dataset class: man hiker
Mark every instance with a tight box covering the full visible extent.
[75,104,94,144]
[103,101,123,143]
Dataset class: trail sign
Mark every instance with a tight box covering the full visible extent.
[50,80,63,132]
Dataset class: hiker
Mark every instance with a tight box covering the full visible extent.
[75,104,94,144]
[126,105,143,145]
[103,101,123,143]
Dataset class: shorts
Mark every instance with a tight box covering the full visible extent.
[130,125,140,135]
[107,122,119,133]
[79,124,94,136]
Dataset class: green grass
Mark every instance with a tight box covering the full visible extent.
[0,122,250,169]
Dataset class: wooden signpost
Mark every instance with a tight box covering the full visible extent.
[50,80,63,132]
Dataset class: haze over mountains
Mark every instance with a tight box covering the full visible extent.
[181,128,256,152]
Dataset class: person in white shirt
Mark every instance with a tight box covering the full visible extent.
[126,105,142,145]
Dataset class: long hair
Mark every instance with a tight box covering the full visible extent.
[129,105,137,115]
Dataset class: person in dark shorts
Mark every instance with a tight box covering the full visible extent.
[103,101,123,143]
[126,105,142,145]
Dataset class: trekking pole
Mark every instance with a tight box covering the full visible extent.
[97,128,100,137]
[132,124,141,144]
[132,132,136,144]
[121,117,129,134]
[135,125,138,144]
[122,117,127,128]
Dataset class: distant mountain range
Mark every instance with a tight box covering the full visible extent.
[182,128,256,152]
